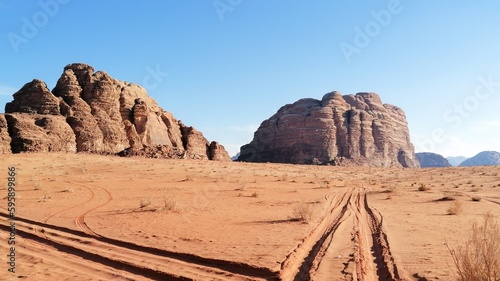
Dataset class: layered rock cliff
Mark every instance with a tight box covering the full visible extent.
[1,63,230,161]
[238,92,419,167]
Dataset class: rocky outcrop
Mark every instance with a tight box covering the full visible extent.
[2,63,230,161]
[416,152,451,167]
[179,123,210,160]
[5,79,60,115]
[0,115,12,154]
[54,64,129,153]
[238,91,419,167]
[459,151,500,166]
[4,114,76,153]
[209,141,231,161]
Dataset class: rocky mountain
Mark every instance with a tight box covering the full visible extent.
[1,63,230,161]
[446,156,468,166]
[231,152,240,161]
[459,151,500,166]
[238,92,420,167]
[416,152,451,167]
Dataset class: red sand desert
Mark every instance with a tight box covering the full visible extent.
[1,153,499,280]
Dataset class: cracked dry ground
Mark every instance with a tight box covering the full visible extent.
[1,153,499,280]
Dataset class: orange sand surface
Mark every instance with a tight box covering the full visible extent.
[1,153,499,280]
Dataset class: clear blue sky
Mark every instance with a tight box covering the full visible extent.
[1,1,499,158]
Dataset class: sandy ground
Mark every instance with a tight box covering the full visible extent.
[0,153,499,280]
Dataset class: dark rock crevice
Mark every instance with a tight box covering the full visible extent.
[4,115,18,153]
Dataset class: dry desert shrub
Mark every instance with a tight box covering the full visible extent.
[438,191,457,201]
[448,213,500,281]
[139,198,152,208]
[418,183,430,191]
[293,203,312,223]
[471,196,482,202]
[447,200,463,215]
[278,173,289,182]
[163,197,178,211]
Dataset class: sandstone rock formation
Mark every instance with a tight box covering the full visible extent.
[0,115,12,154]
[4,114,76,153]
[416,152,451,167]
[5,79,60,115]
[209,141,231,161]
[2,63,230,161]
[238,92,420,167]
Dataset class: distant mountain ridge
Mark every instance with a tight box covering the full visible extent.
[231,152,240,161]
[416,152,451,167]
[459,151,500,166]
[446,156,468,166]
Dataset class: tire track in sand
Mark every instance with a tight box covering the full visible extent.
[280,186,405,281]
[35,179,113,236]
[0,212,278,280]
[71,181,113,236]
[9,234,151,281]
[0,222,188,281]
[33,180,97,242]
[279,189,352,280]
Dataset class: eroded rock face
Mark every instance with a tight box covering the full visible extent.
[54,64,129,153]
[238,91,419,167]
[0,115,12,154]
[52,67,105,152]
[2,63,230,161]
[5,79,60,115]
[179,123,209,160]
[4,113,76,153]
[209,141,231,161]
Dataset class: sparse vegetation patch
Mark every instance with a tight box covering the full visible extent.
[448,213,500,281]
[163,197,178,211]
[418,183,430,191]
[447,201,463,215]
[293,203,312,223]
[139,198,152,208]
